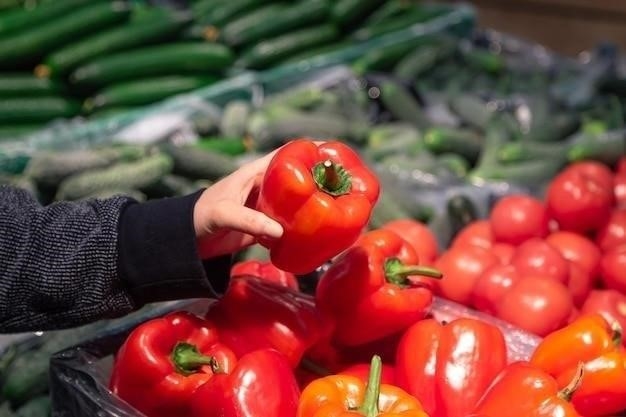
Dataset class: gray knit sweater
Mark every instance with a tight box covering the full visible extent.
[0,186,231,333]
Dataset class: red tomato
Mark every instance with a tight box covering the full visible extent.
[614,173,626,208]
[546,167,615,234]
[566,160,615,189]
[595,208,626,252]
[545,231,601,277]
[491,243,515,265]
[495,277,573,337]
[382,219,439,265]
[451,220,494,250]
[567,307,581,324]
[435,245,499,305]
[567,261,593,308]
[599,244,626,294]
[490,195,550,245]
[510,238,570,283]
[472,264,521,315]
[581,289,626,345]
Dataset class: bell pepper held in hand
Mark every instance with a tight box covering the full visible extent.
[531,313,626,416]
[316,228,442,346]
[191,349,300,417]
[469,361,584,417]
[257,139,380,274]
[230,259,299,290]
[297,355,429,417]
[205,276,331,368]
[395,317,507,417]
[109,311,237,417]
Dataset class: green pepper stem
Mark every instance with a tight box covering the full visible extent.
[557,362,585,402]
[171,342,217,375]
[312,159,352,197]
[358,355,383,417]
[611,320,623,347]
[384,258,443,286]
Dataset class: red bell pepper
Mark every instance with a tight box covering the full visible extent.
[205,276,331,368]
[469,361,584,417]
[316,229,442,347]
[395,317,507,417]
[257,139,380,274]
[109,311,236,417]
[191,349,300,417]
[530,313,626,416]
[297,355,428,417]
[338,363,396,385]
[230,259,299,290]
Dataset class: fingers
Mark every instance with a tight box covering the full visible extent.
[210,200,283,239]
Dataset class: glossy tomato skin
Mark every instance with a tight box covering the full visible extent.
[546,167,615,234]
[614,173,626,208]
[451,220,494,250]
[472,264,521,315]
[545,231,601,278]
[495,276,573,337]
[435,245,499,305]
[567,161,614,189]
[581,289,626,346]
[510,238,570,284]
[595,208,626,252]
[490,195,550,245]
[599,244,626,294]
[383,219,439,265]
[567,261,593,308]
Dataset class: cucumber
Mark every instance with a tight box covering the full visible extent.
[194,0,269,27]
[448,94,496,131]
[523,112,580,143]
[365,123,422,161]
[0,97,80,124]
[331,0,384,31]
[70,42,234,88]
[142,174,196,199]
[447,194,479,238]
[13,395,51,417]
[351,6,448,41]
[280,40,353,65]
[424,127,483,165]
[437,153,470,178]
[0,74,62,97]
[235,24,340,70]
[195,137,252,157]
[84,76,218,112]
[25,146,145,187]
[191,0,230,19]
[364,0,413,26]
[0,1,132,68]
[56,153,173,201]
[221,0,329,49]
[219,100,252,138]
[497,141,569,164]
[0,0,91,37]
[0,124,42,140]
[88,106,136,120]
[163,144,238,181]
[393,39,457,80]
[352,36,436,74]
[469,159,565,187]
[461,48,505,74]
[568,130,626,165]
[37,9,191,78]
[379,80,430,130]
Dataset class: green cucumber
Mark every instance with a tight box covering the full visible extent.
[190,0,230,19]
[351,6,448,41]
[365,123,422,161]
[469,159,565,187]
[235,24,340,70]
[331,0,384,30]
[379,80,430,130]
[0,0,91,37]
[194,0,269,27]
[0,1,132,68]
[0,97,80,124]
[37,10,191,78]
[497,141,569,164]
[0,74,62,97]
[163,144,238,181]
[424,127,483,165]
[393,39,456,80]
[567,130,626,165]
[25,146,146,187]
[461,48,505,74]
[447,194,479,238]
[0,125,42,141]
[56,153,173,201]
[71,42,234,88]
[352,36,436,74]
[13,395,51,417]
[449,94,496,131]
[220,100,252,138]
[88,106,135,120]
[523,111,580,143]
[84,76,218,112]
[364,0,413,26]
[221,0,330,49]
[437,153,470,178]
[280,40,353,65]
[142,174,197,199]
[194,137,252,156]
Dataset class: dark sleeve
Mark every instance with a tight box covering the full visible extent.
[0,186,231,333]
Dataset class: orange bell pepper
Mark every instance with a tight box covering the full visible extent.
[530,313,626,416]
[297,355,429,417]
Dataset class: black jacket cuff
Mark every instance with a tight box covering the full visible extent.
[117,190,231,306]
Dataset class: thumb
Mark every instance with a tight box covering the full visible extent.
[209,200,284,239]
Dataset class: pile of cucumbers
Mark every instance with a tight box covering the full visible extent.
[0,0,451,141]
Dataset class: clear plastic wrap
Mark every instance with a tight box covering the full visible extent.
[48,294,540,417]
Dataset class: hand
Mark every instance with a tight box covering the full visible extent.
[193,150,283,259]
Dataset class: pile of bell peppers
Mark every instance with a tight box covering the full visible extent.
[108,142,626,416]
